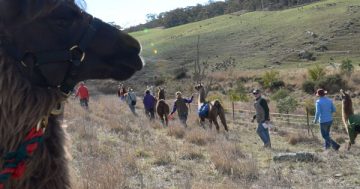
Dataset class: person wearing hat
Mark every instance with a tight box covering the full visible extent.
[170,91,194,127]
[251,89,271,148]
[314,88,340,150]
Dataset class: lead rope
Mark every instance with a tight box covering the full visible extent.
[0,117,48,189]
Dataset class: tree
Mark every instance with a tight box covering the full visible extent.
[340,58,354,77]
[193,35,236,96]
[277,96,299,119]
[146,13,157,22]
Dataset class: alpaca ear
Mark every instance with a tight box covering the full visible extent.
[0,0,59,25]
[0,0,20,22]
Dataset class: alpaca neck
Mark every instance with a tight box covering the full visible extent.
[198,88,206,104]
[342,100,354,133]
[0,57,62,151]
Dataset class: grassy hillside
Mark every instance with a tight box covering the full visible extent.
[127,0,360,88]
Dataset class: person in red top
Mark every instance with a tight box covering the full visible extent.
[75,82,89,109]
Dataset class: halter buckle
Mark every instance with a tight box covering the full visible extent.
[69,45,85,63]
[36,116,49,132]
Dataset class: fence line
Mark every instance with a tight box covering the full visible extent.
[185,101,344,136]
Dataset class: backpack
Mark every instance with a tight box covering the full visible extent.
[198,103,209,117]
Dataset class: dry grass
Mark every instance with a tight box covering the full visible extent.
[185,127,216,146]
[209,140,258,181]
[64,94,360,188]
[287,132,319,145]
[167,125,186,139]
[180,144,204,161]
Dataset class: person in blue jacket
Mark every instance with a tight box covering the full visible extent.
[314,88,340,150]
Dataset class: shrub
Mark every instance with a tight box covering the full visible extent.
[315,74,346,94]
[271,88,290,101]
[174,67,188,80]
[307,65,326,81]
[270,80,285,90]
[276,96,299,114]
[299,50,316,61]
[261,70,280,89]
[340,58,354,77]
[302,80,316,94]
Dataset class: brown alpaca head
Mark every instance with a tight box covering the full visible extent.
[0,0,143,92]
[158,87,166,100]
[194,83,204,91]
[340,89,354,117]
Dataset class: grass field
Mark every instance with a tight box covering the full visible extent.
[66,95,360,188]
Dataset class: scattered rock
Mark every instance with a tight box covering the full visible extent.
[334,173,343,178]
[273,152,318,162]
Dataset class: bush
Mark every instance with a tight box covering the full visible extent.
[276,96,299,114]
[270,80,285,90]
[174,67,188,80]
[261,70,280,89]
[340,59,354,77]
[302,80,316,94]
[307,65,326,81]
[271,88,290,101]
[315,74,346,94]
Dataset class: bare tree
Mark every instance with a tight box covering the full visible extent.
[192,35,236,97]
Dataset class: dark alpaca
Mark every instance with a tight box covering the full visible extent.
[0,0,143,188]
[194,84,228,131]
[340,89,360,150]
[156,87,170,126]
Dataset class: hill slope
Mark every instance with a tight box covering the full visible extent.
[129,0,360,86]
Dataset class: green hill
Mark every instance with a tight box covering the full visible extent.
[128,0,360,86]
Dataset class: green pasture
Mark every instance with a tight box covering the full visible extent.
[130,0,360,72]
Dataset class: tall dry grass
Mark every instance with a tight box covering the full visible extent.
[63,94,360,188]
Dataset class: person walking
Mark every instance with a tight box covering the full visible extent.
[313,88,340,150]
[125,88,137,115]
[143,89,156,120]
[75,82,89,109]
[251,89,271,148]
[170,91,193,127]
[117,84,127,102]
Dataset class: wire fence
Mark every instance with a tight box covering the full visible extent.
[185,102,344,135]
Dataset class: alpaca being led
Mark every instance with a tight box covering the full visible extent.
[340,89,360,150]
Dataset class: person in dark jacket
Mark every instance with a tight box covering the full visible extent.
[170,91,193,127]
[251,89,271,148]
[143,89,156,120]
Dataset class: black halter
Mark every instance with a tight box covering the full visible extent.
[1,17,102,94]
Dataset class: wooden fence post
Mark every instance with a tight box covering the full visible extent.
[306,108,314,137]
[232,102,235,121]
